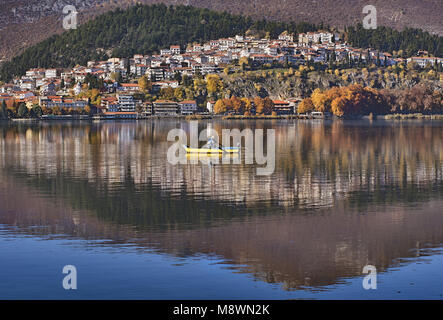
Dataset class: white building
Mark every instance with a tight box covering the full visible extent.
[74,83,82,95]
[278,31,294,42]
[170,45,181,55]
[117,94,136,112]
[406,57,443,68]
[206,101,215,113]
[45,69,59,78]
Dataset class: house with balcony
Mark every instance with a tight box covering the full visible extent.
[42,96,88,110]
[117,94,136,112]
[153,100,179,116]
[272,100,294,115]
[179,100,197,115]
[119,83,140,93]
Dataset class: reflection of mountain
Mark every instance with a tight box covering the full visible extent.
[1,120,443,290]
[1,172,443,290]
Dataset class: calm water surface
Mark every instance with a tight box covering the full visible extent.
[0,119,443,299]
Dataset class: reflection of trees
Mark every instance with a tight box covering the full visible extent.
[1,120,443,212]
[1,119,443,291]
[6,168,271,231]
[2,172,443,291]
[275,121,443,206]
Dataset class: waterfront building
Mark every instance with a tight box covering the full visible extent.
[41,96,89,110]
[153,100,179,116]
[179,100,197,115]
[272,100,294,115]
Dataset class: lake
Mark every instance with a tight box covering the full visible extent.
[0,119,443,299]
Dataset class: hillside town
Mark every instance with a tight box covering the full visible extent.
[1,30,442,119]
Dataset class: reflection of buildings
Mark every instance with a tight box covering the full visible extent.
[1,121,442,209]
[1,120,443,291]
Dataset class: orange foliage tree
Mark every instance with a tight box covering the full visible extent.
[298,98,315,114]
[254,97,274,115]
[214,99,227,114]
[310,84,389,117]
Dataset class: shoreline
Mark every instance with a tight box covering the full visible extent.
[3,113,443,122]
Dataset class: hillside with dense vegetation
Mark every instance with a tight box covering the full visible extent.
[1,0,442,63]
[1,3,442,82]
[0,4,320,81]
[219,60,442,99]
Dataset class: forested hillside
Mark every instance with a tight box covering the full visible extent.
[1,0,442,63]
[0,4,319,81]
[0,4,442,82]
[346,24,442,57]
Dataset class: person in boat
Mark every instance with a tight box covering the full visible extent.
[207,136,218,149]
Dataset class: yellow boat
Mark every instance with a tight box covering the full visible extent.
[182,144,240,154]
[186,153,239,160]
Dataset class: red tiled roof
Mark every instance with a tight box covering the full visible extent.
[154,100,177,103]
[273,100,289,105]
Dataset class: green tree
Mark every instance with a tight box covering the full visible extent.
[1,100,7,119]
[17,103,28,118]
[31,104,43,118]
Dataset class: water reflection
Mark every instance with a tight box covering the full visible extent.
[0,120,443,293]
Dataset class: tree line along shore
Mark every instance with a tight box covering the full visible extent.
[1,82,442,121]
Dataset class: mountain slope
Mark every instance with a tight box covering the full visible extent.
[0,0,442,62]
[0,4,321,81]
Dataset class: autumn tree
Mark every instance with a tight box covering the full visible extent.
[239,57,251,71]
[254,97,265,114]
[298,98,315,114]
[52,106,62,116]
[84,105,91,115]
[110,72,122,82]
[262,97,274,115]
[230,96,244,114]
[206,74,223,96]
[138,75,152,93]
[160,87,175,100]
[254,97,274,115]
[193,78,206,96]
[311,88,328,112]
[331,96,351,117]
[88,89,101,105]
[174,87,185,101]
[213,99,227,114]
[241,98,252,113]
